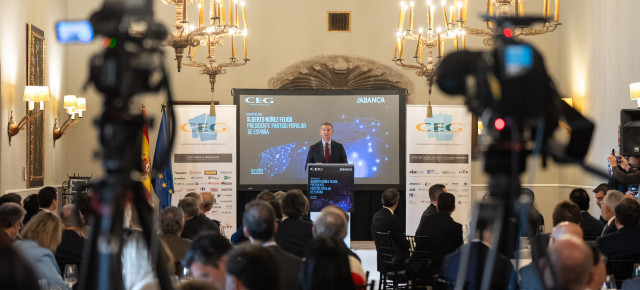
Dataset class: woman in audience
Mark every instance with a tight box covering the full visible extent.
[14,211,70,290]
[22,193,39,224]
[300,237,357,290]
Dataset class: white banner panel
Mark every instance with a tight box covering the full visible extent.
[171,105,237,234]
[406,105,472,235]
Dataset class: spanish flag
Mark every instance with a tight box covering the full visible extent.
[141,105,152,201]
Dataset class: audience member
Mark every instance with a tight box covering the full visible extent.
[226,243,279,290]
[596,198,640,259]
[0,202,26,242]
[0,192,22,206]
[300,237,357,290]
[200,192,222,230]
[179,197,219,240]
[22,193,39,224]
[230,190,274,244]
[159,206,192,274]
[569,188,603,240]
[542,236,594,290]
[609,154,640,184]
[371,188,409,268]
[269,200,283,221]
[521,188,545,234]
[183,233,233,290]
[551,200,581,226]
[38,186,59,213]
[275,189,313,257]
[0,236,40,290]
[313,205,365,283]
[274,191,287,204]
[14,212,69,290]
[243,200,301,290]
[593,183,613,224]
[441,211,516,290]
[422,184,446,217]
[600,190,625,236]
[55,204,86,271]
[185,192,204,213]
[415,192,462,275]
[588,245,607,290]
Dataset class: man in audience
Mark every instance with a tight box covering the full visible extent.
[243,200,301,290]
[372,188,409,268]
[0,193,22,206]
[543,236,594,290]
[522,188,545,234]
[415,192,462,274]
[275,189,313,257]
[600,190,625,236]
[230,190,274,244]
[569,188,603,240]
[593,183,613,224]
[0,203,25,242]
[422,184,446,217]
[183,233,232,290]
[159,206,192,267]
[552,200,581,226]
[55,204,85,271]
[178,197,219,240]
[200,191,222,234]
[596,198,640,259]
[38,186,59,213]
[225,243,279,290]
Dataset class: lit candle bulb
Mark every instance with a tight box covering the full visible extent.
[199,0,204,26]
[243,29,248,58]
[241,1,247,29]
[409,1,415,31]
[399,33,406,59]
[449,6,455,29]
[427,1,432,30]
[457,1,462,22]
[554,0,559,22]
[415,28,423,58]
[442,0,448,27]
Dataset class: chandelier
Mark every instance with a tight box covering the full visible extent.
[163,0,250,112]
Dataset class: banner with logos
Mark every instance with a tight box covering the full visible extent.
[406,105,472,235]
[171,105,237,235]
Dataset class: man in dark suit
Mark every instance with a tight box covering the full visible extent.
[415,192,462,274]
[243,200,301,290]
[569,188,603,240]
[159,206,192,274]
[275,189,313,257]
[421,184,446,218]
[600,190,625,237]
[597,198,640,259]
[305,122,348,168]
[55,204,85,271]
[371,188,409,268]
[179,197,219,240]
[593,183,613,224]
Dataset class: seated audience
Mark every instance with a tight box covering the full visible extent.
[200,192,222,230]
[275,189,313,257]
[593,183,613,224]
[269,200,283,221]
[14,212,70,290]
[226,243,279,290]
[441,211,516,290]
[0,192,22,206]
[422,184,446,217]
[37,186,59,213]
[596,198,640,259]
[230,190,274,244]
[0,236,40,290]
[600,190,625,236]
[55,204,86,271]
[552,200,581,226]
[159,206,192,274]
[569,188,603,240]
[179,197,219,240]
[0,202,26,242]
[300,237,357,290]
[243,200,301,290]
[313,205,365,284]
[183,233,232,290]
[371,188,409,268]
[415,192,462,275]
[521,188,545,235]
[22,193,39,224]
[542,236,594,290]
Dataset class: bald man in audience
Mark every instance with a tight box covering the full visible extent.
[0,203,26,242]
[543,236,594,290]
[600,190,625,237]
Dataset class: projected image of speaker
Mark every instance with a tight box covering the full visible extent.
[620,109,640,156]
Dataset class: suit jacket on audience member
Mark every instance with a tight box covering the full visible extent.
[265,244,302,290]
[518,261,544,290]
[371,207,409,267]
[442,241,516,290]
[601,220,618,237]
[275,218,313,257]
[580,211,604,240]
[55,229,85,271]
[421,204,437,219]
[597,227,640,259]
[181,214,219,240]
[160,234,191,262]
[415,211,463,273]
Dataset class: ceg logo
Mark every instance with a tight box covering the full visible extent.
[416,113,463,142]
[244,97,274,104]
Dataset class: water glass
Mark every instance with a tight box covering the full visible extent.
[64,264,78,288]
[38,279,48,290]
[603,274,616,289]
[634,263,640,278]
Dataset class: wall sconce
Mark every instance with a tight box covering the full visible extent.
[629,82,640,108]
[53,95,86,146]
[7,86,50,145]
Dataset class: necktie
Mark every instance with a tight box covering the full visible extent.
[324,143,330,163]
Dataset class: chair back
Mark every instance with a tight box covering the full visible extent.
[606,259,640,288]
[373,231,398,273]
[406,235,434,288]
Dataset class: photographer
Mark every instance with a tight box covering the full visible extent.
[608,155,640,190]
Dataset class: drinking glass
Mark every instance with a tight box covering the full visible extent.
[603,274,616,289]
[64,264,78,288]
[38,279,48,290]
[634,263,640,278]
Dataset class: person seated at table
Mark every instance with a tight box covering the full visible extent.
[541,236,594,290]
[226,243,279,290]
[569,188,603,240]
[596,198,640,259]
[275,189,313,257]
[300,237,357,290]
[371,188,409,268]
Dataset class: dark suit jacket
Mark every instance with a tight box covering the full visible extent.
[371,208,409,267]
[415,211,463,272]
[518,261,544,290]
[422,204,437,218]
[305,140,348,168]
[597,227,640,259]
[580,211,604,240]
[181,215,219,240]
[160,234,191,262]
[266,245,302,290]
[442,241,516,290]
[275,218,313,257]
[55,230,85,271]
[601,220,618,237]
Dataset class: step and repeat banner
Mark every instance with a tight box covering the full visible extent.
[406,105,472,235]
[171,104,237,234]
